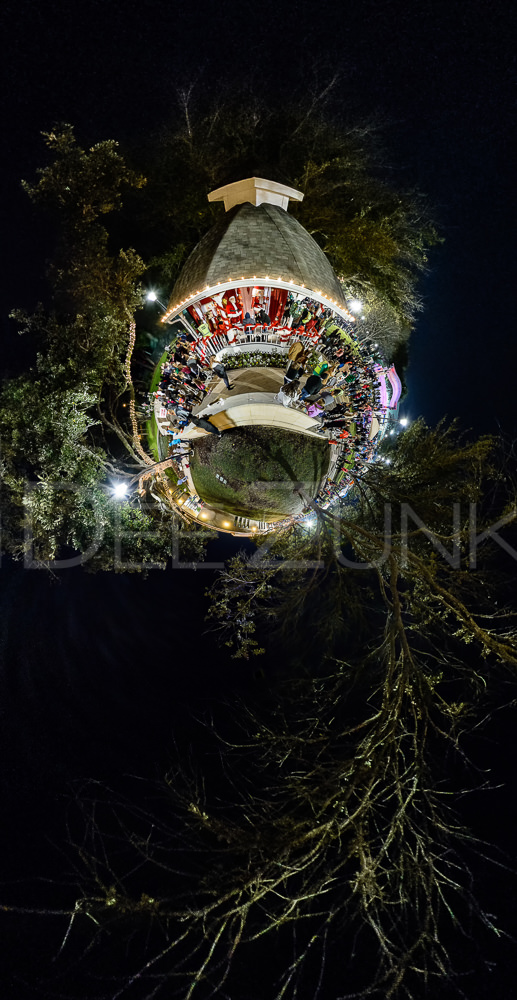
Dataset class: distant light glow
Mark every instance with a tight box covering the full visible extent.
[112,482,129,498]
[146,291,157,302]
[348,298,363,314]
[399,417,409,427]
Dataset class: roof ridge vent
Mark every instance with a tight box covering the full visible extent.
[208,177,304,213]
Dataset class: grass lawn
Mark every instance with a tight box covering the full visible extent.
[145,350,168,462]
[190,425,330,521]
[146,415,161,462]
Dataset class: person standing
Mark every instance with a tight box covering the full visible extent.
[284,360,305,384]
[288,340,306,364]
[300,373,323,400]
[173,402,191,423]
[275,380,301,407]
[187,357,206,381]
[255,307,270,326]
[210,357,235,390]
[306,400,325,420]
[317,388,337,406]
[188,414,222,437]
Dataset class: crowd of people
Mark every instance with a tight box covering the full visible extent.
[146,292,389,520]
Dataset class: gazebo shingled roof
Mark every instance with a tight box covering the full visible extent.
[168,202,346,309]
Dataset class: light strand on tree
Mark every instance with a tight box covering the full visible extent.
[124,318,154,467]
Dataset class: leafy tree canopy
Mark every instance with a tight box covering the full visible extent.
[1,96,440,568]
[6,420,516,999]
[21,123,146,227]
[135,87,440,328]
[2,106,517,1000]
[1,125,210,569]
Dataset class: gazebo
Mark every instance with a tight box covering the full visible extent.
[162,177,348,324]
[151,178,387,535]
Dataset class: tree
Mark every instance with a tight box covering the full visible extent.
[207,421,512,652]
[136,86,440,339]
[1,126,212,568]
[0,368,209,569]
[21,123,146,226]
[2,95,439,566]
[3,121,487,992]
[5,422,516,998]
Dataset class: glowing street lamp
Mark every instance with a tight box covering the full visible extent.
[112,482,129,499]
[399,417,409,427]
[146,291,167,310]
[348,298,363,314]
[111,453,186,503]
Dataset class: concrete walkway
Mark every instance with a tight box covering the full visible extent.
[194,366,284,413]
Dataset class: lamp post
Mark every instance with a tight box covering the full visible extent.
[146,291,168,310]
[111,456,180,498]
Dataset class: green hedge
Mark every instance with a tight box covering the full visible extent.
[223,352,287,369]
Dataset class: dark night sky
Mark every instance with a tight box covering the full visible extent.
[1,0,516,427]
[1,1,517,997]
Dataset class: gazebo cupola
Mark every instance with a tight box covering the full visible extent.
[207,176,304,212]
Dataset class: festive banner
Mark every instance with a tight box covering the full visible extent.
[374,364,389,409]
[387,365,402,408]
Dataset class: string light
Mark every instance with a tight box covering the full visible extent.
[165,279,354,329]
